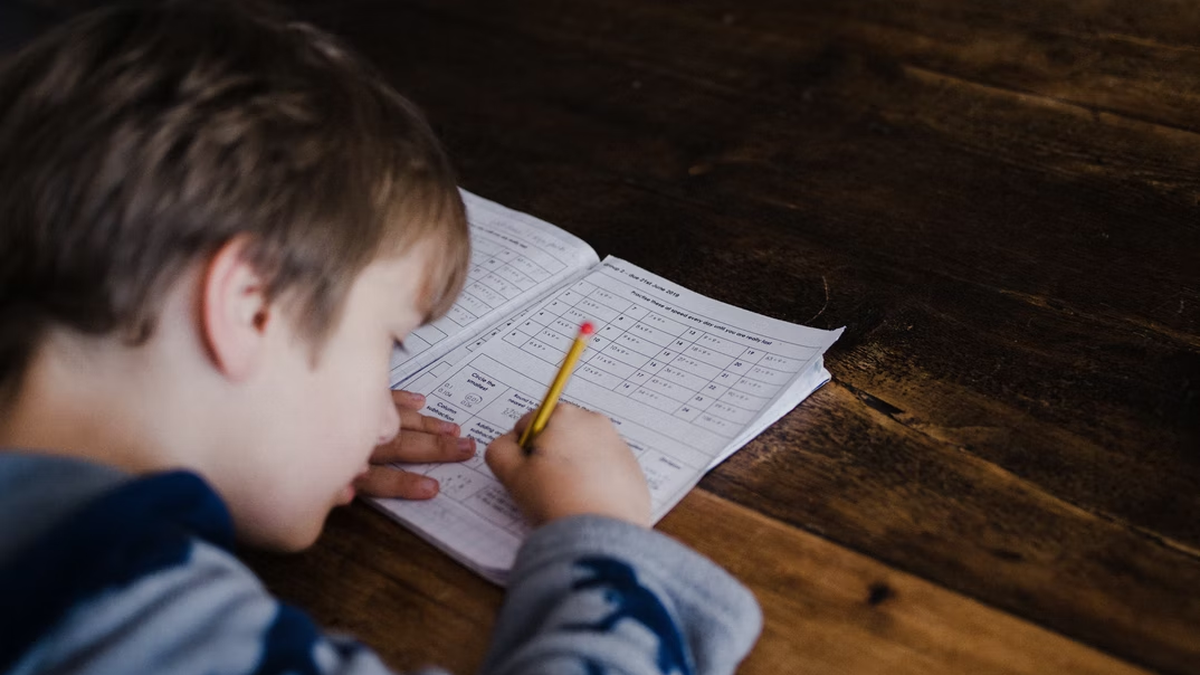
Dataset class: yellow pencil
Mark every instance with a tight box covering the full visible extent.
[519,321,595,451]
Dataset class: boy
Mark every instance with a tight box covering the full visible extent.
[0,3,762,674]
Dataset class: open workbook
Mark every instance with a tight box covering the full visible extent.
[374,190,843,584]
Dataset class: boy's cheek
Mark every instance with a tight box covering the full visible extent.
[229,486,331,552]
[273,505,330,552]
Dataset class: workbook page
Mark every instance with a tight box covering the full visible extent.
[388,190,599,384]
[373,256,842,583]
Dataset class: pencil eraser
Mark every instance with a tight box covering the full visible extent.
[580,321,595,335]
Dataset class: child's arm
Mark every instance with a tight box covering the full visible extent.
[481,406,763,675]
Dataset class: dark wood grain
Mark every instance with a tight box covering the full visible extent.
[245,493,1156,675]
[247,2,1200,673]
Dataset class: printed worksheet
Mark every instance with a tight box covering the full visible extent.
[373,253,843,583]
[388,190,598,383]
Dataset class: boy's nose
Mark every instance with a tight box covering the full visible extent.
[377,389,401,445]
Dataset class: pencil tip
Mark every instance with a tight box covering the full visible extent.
[580,321,595,335]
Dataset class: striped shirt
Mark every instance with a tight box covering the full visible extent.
[0,453,760,675]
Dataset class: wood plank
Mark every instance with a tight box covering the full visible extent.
[244,492,1154,675]
[339,0,1200,339]
[661,489,1153,675]
[393,0,1200,134]
[706,383,1200,674]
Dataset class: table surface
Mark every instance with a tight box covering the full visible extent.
[241,2,1200,673]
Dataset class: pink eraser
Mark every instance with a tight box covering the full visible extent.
[580,321,595,336]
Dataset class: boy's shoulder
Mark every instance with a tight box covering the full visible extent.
[0,453,131,565]
[0,453,235,673]
[0,453,391,675]
[0,452,232,574]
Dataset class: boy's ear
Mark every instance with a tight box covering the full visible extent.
[200,236,272,381]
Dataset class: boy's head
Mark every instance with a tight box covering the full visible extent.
[0,2,469,548]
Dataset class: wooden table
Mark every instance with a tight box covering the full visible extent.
[242,2,1200,673]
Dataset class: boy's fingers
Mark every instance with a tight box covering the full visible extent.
[390,389,426,410]
[511,410,536,435]
[352,465,439,500]
[486,410,541,484]
[371,432,475,464]
[485,430,525,485]
[396,408,460,435]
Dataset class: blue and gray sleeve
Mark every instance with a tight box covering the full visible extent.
[480,516,762,675]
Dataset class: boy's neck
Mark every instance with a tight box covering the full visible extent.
[0,329,200,474]
[0,276,232,478]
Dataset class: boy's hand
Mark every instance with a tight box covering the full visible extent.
[353,390,476,500]
[486,404,651,527]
